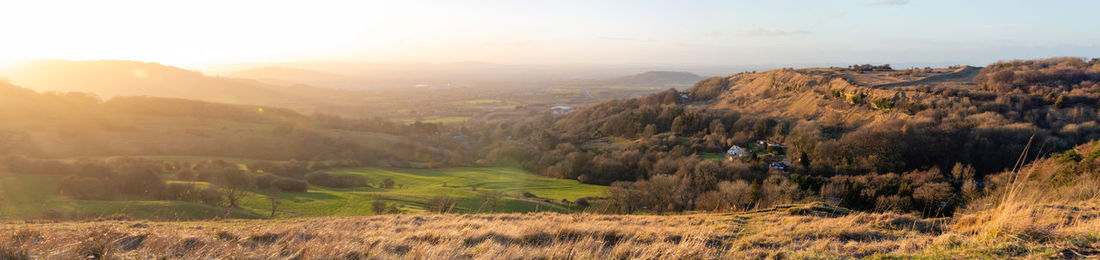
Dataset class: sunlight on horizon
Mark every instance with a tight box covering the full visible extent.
[2,1,1100,258]
[2,0,1098,67]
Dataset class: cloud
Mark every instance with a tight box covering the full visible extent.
[737,28,810,37]
[868,0,909,6]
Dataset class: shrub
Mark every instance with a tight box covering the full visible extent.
[163,182,198,201]
[305,172,367,188]
[382,178,396,189]
[696,180,753,211]
[873,98,894,109]
[425,195,457,213]
[173,169,196,180]
[117,168,166,196]
[59,175,113,200]
[1055,150,1083,164]
[575,197,592,207]
[254,174,277,190]
[371,200,389,214]
[194,187,224,206]
[274,178,308,192]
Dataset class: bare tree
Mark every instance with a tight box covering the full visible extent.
[268,195,281,218]
[217,168,254,208]
[478,191,503,213]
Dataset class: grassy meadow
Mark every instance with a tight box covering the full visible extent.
[392,116,473,125]
[235,167,605,218]
[0,166,605,221]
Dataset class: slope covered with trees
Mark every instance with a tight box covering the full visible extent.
[0,80,460,164]
[475,57,1100,216]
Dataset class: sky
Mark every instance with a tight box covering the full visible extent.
[1,0,1098,69]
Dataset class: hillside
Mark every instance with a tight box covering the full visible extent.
[481,57,1100,217]
[224,67,362,89]
[0,81,461,163]
[595,71,704,87]
[0,60,299,105]
[0,60,420,119]
[0,82,600,220]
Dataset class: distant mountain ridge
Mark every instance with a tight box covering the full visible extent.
[224,66,361,89]
[598,71,705,87]
[0,59,296,105]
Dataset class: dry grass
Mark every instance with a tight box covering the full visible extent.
[1,213,738,259]
[1,200,1097,259]
[942,139,1100,258]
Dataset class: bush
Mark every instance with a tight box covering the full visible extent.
[274,178,308,192]
[59,175,113,200]
[194,187,224,206]
[696,180,753,211]
[575,197,593,207]
[163,182,198,201]
[382,178,395,189]
[162,182,223,206]
[425,195,457,213]
[254,174,277,190]
[175,169,197,180]
[1055,150,1083,164]
[116,169,166,197]
[371,200,390,214]
[305,172,367,188]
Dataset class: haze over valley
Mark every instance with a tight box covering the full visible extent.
[2,1,1100,259]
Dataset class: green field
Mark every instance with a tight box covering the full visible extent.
[70,155,278,164]
[700,152,727,161]
[459,99,506,105]
[0,167,606,220]
[393,116,472,125]
[0,175,261,220]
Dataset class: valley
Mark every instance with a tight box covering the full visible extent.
[4,2,1099,258]
[1,165,604,220]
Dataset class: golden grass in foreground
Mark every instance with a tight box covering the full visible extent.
[2,201,1096,259]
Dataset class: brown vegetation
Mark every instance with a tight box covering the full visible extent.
[2,197,1095,259]
[474,57,1100,217]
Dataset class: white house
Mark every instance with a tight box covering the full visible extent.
[551,106,573,115]
[726,145,749,159]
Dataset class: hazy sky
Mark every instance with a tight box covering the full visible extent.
[1,0,1098,68]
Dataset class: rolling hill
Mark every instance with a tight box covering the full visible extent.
[224,66,363,89]
[0,60,299,105]
[595,71,705,87]
[0,80,433,162]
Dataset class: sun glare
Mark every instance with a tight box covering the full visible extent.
[131,69,149,79]
[0,56,28,71]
